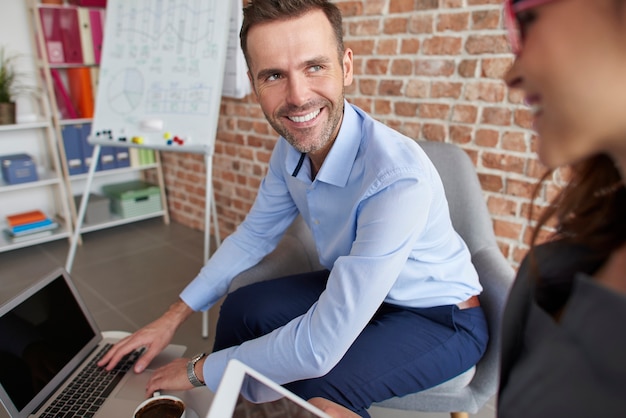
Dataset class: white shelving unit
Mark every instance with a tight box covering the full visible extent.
[26,0,169,242]
[0,105,73,253]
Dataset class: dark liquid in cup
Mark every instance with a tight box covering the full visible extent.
[135,398,185,418]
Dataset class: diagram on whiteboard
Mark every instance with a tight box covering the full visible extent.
[92,0,232,152]
[107,68,144,115]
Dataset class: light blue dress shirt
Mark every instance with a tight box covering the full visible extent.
[180,102,481,390]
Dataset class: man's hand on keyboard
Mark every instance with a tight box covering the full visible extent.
[98,299,193,373]
[145,358,196,395]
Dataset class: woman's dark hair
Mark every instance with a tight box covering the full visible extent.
[240,0,345,68]
[530,153,626,252]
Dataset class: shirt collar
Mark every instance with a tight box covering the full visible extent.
[286,101,362,187]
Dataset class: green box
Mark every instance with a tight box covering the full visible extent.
[102,181,162,218]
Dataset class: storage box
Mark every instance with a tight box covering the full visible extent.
[74,194,110,224]
[1,154,39,185]
[102,181,162,219]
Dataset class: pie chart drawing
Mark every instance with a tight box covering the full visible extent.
[107,69,144,115]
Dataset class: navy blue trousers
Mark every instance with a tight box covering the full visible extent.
[213,270,489,417]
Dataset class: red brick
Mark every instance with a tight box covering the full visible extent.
[395,101,419,117]
[481,107,512,126]
[432,81,462,98]
[401,38,421,54]
[415,59,456,76]
[359,78,378,95]
[437,13,470,32]
[475,129,499,147]
[419,103,450,119]
[422,123,446,141]
[487,195,518,217]
[406,79,430,98]
[458,59,478,77]
[449,124,473,144]
[377,38,399,55]
[408,14,434,34]
[384,17,408,34]
[390,0,416,13]
[378,80,404,96]
[502,131,528,153]
[482,57,514,79]
[471,10,501,30]
[365,59,390,75]
[493,219,524,240]
[465,34,510,55]
[391,59,413,76]
[452,104,478,123]
[478,172,504,193]
[465,81,507,102]
[422,36,463,55]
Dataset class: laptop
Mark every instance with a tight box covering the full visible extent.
[206,359,331,418]
[0,267,186,418]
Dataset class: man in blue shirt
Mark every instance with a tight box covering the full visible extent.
[99,0,488,416]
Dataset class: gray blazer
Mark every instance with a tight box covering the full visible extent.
[498,241,626,417]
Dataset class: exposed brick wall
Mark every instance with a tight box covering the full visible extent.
[159,0,552,268]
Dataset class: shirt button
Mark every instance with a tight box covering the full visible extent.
[314,219,320,225]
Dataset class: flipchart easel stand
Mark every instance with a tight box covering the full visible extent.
[65,142,222,339]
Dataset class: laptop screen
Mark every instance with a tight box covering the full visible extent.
[0,272,97,413]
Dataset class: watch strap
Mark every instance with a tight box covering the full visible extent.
[187,352,207,387]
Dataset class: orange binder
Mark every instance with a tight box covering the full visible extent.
[67,67,94,118]
[6,210,48,227]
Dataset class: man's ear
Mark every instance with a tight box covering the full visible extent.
[343,48,354,87]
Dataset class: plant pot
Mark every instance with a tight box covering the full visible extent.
[0,102,16,125]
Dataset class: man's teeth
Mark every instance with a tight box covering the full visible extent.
[289,109,320,123]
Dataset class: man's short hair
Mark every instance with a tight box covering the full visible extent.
[240,0,345,68]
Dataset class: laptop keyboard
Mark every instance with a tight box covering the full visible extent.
[39,344,145,418]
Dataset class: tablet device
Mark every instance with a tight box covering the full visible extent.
[206,359,331,418]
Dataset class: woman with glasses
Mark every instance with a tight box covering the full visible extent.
[500,0,626,416]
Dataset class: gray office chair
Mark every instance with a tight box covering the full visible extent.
[229,141,515,418]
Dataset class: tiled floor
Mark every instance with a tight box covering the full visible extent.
[0,218,496,418]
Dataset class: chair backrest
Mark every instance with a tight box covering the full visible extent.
[418,141,515,409]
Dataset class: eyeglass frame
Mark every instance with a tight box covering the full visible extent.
[504,0,561,55]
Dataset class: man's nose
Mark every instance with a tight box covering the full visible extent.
[285,74,310,106]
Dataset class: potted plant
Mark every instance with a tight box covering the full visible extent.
[0,46,27,125]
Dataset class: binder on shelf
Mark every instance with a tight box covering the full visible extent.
[61,124,85,175]
[89,9,105,64]
[129,148,141,167]
[114,148,131,169]
[38,7,65,63]
[67,67,94,118]
[10,219,57,235]
[99,146,116,171]
[58,7,83,64]
[90,67,100,98]
[77,8,95,65]
[3,229,54,244]
[67,0,108,7]
[6,210,47,227]
[50,69,78,119]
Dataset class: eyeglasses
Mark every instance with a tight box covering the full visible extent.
[504,0,560,55]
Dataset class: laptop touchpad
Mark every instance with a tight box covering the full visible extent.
[114,370,153,401]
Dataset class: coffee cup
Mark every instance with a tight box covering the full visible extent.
[133,394,186,418]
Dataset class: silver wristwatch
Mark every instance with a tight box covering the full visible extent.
[187,352,207,387]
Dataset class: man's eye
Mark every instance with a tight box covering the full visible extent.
[267,73,281,82]
[308,65,323,73]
